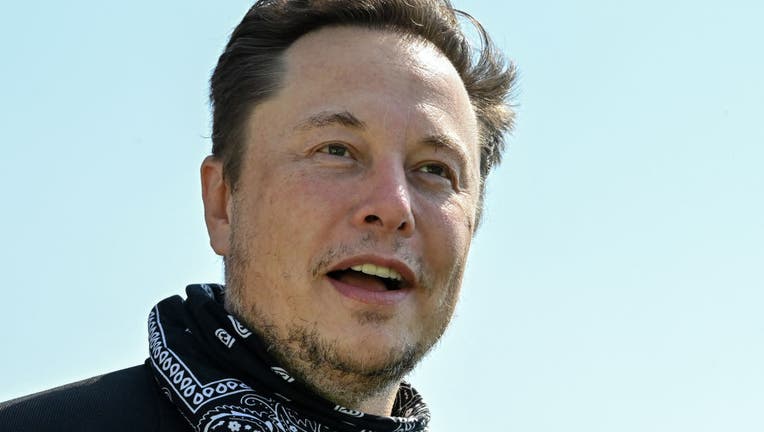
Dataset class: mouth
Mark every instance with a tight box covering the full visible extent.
[325,258,416,306]
[327,264,405,292]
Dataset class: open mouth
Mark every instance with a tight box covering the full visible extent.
[327,264,404,291]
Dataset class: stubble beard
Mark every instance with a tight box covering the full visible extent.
[222,226,462,410]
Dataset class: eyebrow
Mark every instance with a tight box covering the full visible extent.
[294,110,367,131]
[421,134,470,169]
[294,110,471,177]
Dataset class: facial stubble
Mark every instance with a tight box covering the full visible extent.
[222,218,463,410]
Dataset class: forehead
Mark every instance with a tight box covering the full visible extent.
[285,26,457,91]
[270,26,479,149]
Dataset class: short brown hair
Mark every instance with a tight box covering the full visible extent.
[210,0,516,225]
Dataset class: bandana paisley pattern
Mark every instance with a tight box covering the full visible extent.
[148,284,430,432]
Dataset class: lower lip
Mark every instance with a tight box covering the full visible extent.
[327,277,411,306]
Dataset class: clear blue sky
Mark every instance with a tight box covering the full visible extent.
[1,1,762,431]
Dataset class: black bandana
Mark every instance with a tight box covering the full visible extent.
[147,284,430,432]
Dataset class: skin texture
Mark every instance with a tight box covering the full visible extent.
[201,26,480,416]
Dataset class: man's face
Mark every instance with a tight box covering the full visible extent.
[206,26,480,399]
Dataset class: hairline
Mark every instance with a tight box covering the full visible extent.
[224,24,486,200]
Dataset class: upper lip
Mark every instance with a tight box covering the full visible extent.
[328,255,418,289]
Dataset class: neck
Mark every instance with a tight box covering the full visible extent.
[354,383,400,416]
[286,358,403,416]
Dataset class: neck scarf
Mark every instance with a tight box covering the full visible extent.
[147,284,430,432]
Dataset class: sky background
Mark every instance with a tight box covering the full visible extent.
[1,1,762,431]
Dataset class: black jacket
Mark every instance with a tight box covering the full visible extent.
[0,362,190,432]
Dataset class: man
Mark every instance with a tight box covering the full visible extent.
[0,0,515,430]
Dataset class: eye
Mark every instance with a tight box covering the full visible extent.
[418,163,451,179]
[317,143,351,158]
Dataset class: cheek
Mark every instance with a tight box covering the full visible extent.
[254,169,322,221]
[247,169,352,262]
[422,196,475,250]
[277,169,358,218]
[416,198,473,302]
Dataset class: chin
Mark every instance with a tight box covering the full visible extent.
[329,327,439,377]
[342,337,412,366]
[331,339,423,383]
[339,318,418,351]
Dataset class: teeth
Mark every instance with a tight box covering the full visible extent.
[350,264,402,281]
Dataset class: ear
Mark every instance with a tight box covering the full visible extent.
[201,156,231,256]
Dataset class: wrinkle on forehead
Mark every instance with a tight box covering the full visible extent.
[284,26,466,105]
[277,25,480,174]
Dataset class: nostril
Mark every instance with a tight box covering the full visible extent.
[364,215,381,224]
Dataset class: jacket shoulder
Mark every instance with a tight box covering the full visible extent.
[0,363,189,432]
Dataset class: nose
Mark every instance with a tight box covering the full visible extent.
[351,164,415,237]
